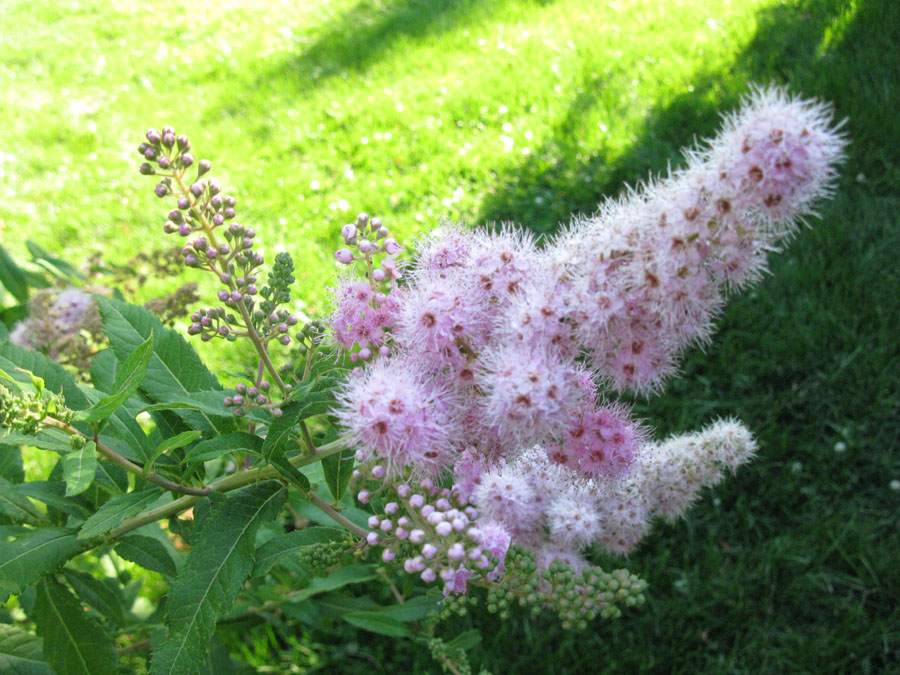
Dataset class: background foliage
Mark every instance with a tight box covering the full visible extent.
[1,0,897,672]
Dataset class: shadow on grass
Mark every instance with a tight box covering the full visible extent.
[261,0,499,85]
[478,0,899,236]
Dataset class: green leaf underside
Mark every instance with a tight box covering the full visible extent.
[63,442,96,496]
[78,334,154,424]
[15,482,90,521]
[151,481,287,675]
[33,577,118,675]
[95,296,233,435]
[322,445,354,503]
[341,613,413,637]
[115,535,177,577]
[0,624,54,675]
[252,527,346,576]
[78,489,167,540]
[0,428,73,454]
[269,455,311,492]
[0,528,84,595]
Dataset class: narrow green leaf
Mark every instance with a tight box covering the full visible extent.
[0,477,46,524]
[15,482,90,521]
[341,612,413,637]
[63,442,97,496]
[269,455,310,492]
[78,489,167,540]
[33,577,118,675]
[115,535,177,577]
[446,629,483,651]
[95,296,233,435]
[0,245,29,304]
[77,334,154,424]
[343,594,440,623]
[252,527,346,576]
[151,481,287,675]
[25,240,85,281]
[261,402,302,461]
[0,624,54,674]
[62,569,127,628]
[0,528,84,595]
[0,428,73,454]
[0,444,25,483]
[184,432,263,466]
[145,430,203,474]
[322,442,354,503]
[289,565,377,604]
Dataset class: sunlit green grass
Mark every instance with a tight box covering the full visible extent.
[3,0,898,672]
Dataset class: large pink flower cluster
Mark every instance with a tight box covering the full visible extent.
[332,86,845,595]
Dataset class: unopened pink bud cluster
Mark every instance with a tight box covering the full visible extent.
[334,86,845,583]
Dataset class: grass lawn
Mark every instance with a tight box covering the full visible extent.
[2,0,898,672]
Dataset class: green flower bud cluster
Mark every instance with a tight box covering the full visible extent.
[437,590,479,621]
[0,382,71,436]
[483,546,647,631]
[295,319,326,355]
[299,540,352,574]
[259,252,296,315]
[423,636,475,675]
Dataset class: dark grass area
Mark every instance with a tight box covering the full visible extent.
[278,0,900,672]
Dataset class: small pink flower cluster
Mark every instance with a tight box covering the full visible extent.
[333,86,845,584]
[328,212,403,362]
[352,469,510,595]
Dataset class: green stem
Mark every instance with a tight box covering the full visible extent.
[108,434,353,539]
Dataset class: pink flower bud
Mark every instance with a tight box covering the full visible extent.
[427,511,444,526]
[368,516,381,529]
[440,568,455,582]
[380,519,393,532]
[358,239,373,253]
[421,505,435,518]
[420,477,434,490]
[436,522,453,537]
[452,518,466,532]
[410,529,425,544]
[421,568,437,583]
[409,494,425,508]
[334,248,354,264]
[385,502,399,515]
[467,547,482,560]
[436,498,451,510]
[448,543,466,561]
[382,549,396,563]
[397,484,411,498]
[384,238,402,255]
[366,532,379,545]
[395,527,409,540]
[372,268,386,282]
[397,516,410,528]
[372,465,386,479]
[357,490,371,504]
[422,544,438,559]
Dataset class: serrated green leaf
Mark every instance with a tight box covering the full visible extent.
[33,577,118,675]
[151,481,287,675]
[95,296,233,435]
[0,344,90,411]
[145,430,203,475]
[0,624,54,674]
[78,334,153,424]
[348,594,441,623]
[0,428,74,454]
[62,568,127,628]
[0,528,84,595]
[0,245,29,304]
[78,489,167,540]
[289,565,377,604]
[261,402,302,461]
[341,612,413,637]
[184,432,263,466]
[25,240,85,282]
[115,535,177,577]
[252,527,346,576]
[0,477,46,524]
[63,441,97,496]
